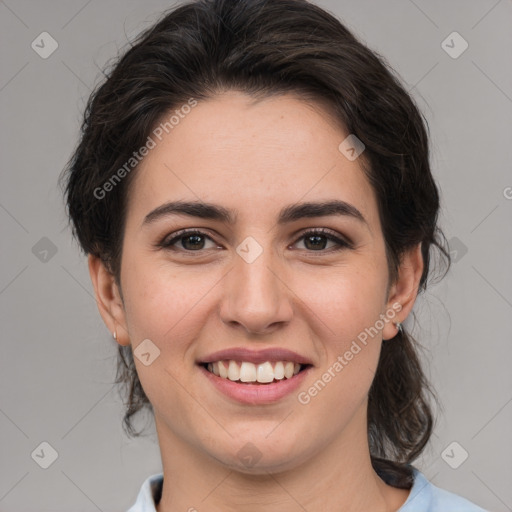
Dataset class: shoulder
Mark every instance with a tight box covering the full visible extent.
[126,472,164,512]
[399,468,489,512]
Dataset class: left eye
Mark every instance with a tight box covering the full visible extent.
[159,229,351,252]
[295,230,350,251]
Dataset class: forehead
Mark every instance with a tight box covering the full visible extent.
[126,91,379,230]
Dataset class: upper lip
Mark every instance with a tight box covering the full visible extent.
[199,347,313,366]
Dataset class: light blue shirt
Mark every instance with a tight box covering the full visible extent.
[127,467,488,511]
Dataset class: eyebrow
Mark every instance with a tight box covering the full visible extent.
[142,199,368,228]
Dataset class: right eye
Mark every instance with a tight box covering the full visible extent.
[158,229,221,252]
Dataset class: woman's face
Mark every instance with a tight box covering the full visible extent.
[92,91,420,473]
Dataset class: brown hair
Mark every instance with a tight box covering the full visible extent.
[60,0,450,488]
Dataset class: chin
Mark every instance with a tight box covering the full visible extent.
[207,434,313,475]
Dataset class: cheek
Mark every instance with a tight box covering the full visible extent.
[120,258,220,419]
[301,263,387,403]
[121,256,220,351]
[301,270,385,417]
[307,263,388,341]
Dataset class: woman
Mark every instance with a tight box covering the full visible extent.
[60,0,488,510]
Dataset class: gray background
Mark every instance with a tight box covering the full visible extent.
[1,0,511,510]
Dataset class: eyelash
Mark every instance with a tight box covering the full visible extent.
[157,228,353,254]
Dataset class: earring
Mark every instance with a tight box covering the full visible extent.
[113,329,117,340]
[395,322,403,334]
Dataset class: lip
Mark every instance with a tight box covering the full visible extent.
[199,347,313,366]
[199,364,312,405]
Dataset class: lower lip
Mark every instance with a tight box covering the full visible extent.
[199,364,311,405]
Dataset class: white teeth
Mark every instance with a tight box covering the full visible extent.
[218,360,228,378]
[207,360,304,383]
[228,360,239,381]
[274,361,285,380]
[239,362,257,382]
[257,362,274,383]
[284,361,294,379]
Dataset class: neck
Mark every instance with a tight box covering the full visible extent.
[154,407,410,512]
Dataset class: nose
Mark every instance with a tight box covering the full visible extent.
[219,245,294,335]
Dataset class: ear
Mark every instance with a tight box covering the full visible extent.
[88,254,130,346]
[382,242,424,341]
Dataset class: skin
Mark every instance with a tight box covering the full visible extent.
[89,91,423,512]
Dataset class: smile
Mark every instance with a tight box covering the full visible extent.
[204,360,306,384]
[199,361,312,405]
